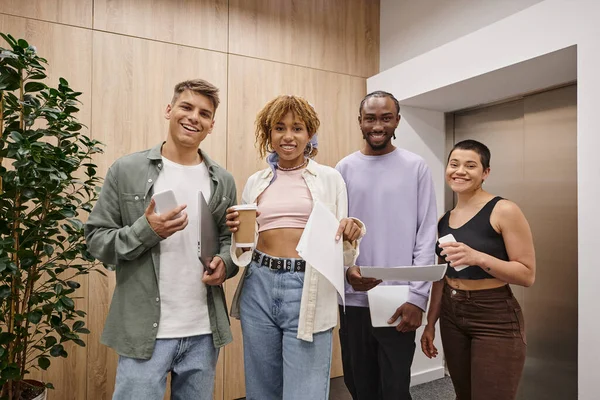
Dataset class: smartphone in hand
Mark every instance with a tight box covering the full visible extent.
[152,189,179,216]
[438,233,469,271]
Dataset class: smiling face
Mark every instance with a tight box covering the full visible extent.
[164,89,215,150]
[359,96,400,155]
[270,111,311,168]
[446,148,490,194]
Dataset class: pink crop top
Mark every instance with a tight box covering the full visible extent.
[257,169,313,232]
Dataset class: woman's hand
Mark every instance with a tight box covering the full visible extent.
[439,241,484,268]
[225,207,240,233]
[420,324,438,359]
[336,218,361,242]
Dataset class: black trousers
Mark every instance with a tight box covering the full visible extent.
[339,305,416,400]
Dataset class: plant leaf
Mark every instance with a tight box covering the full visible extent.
[45,336,57,348]
[1,364,21,380]
[60,297,75,309]
[54,283,63,295]
[44,244,55,257]
[38,356,51,370]
[73,321,85,331]
[0,285,10,299]
[50,344,64,357]
[66,280,81,289]
[28,310,43,324]
[24,81,46,92]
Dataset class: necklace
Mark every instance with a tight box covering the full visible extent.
[277,159,308,171]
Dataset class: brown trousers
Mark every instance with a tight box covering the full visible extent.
[440,283,526,400]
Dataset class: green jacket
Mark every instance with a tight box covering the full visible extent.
[84,143,238,359]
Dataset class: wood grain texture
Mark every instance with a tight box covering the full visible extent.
[0,14,93,400]
[228,0,379,77]
[93,0,228,52]
[1,1,378,396]
[0,0,92,28]
[88,30,228,400]
[224,54,365,399]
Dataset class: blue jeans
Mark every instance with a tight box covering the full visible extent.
[240,259,333,400]
[113,334,218,400]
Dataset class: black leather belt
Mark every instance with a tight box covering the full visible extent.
[252,251,306,272]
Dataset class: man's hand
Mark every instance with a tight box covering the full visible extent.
[388,302,423,333]
[145,199,188,238]
[202,256,226,286]
[346,266,382,291]
[336,218,362,242]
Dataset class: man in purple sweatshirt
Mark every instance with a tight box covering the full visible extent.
[336,91,437,400]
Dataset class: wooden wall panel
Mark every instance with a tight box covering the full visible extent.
[1,1,379,398]
[93,0,228,52]
[229,0,379,77]
[226,54,364,191]
[88,30,228,400]
[0,0,92,28]
[0,14,93,400]
[224,54,365,399]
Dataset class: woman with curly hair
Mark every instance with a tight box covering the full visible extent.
[226,95,363,400]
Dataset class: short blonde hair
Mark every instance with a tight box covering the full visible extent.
[255,95,320,159]
[171,79,220,112]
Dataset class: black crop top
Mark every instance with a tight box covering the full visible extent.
[436,196,509,280]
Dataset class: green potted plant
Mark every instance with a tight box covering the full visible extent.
[0,33,104,399]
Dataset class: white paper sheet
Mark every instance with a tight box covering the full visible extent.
[360,264,447,282]
[367,285,410,327]
[296,201,345,306]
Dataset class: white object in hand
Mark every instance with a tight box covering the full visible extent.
[367,285,410,327]
[152,189,179,215]
[438,233,469,271]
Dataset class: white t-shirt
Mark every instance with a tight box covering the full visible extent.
[155,156,212,338]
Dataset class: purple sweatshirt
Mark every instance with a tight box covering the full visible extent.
[336,148,438,310]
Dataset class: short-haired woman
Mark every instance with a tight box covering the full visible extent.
[421,139,536,400]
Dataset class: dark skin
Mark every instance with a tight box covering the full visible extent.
[225,111,362,257]
[359,96,400,156]
[346,96,424,333]
[346,266,423,333]
[225,210,362,253]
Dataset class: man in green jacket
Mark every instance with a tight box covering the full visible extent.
[85,79,237,400]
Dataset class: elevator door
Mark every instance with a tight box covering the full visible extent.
[452,84,578,400]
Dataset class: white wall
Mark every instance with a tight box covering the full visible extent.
[393,107,447,384]
[372,0,600,397]
[380,0,545,70]
[393,107,446,218]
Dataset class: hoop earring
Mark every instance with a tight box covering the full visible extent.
[304,141,314,156]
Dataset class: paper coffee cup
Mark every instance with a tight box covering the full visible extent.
[232,204,257,247]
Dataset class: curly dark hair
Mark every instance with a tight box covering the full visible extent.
[255,95,320,159]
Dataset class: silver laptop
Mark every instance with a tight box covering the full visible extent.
[198,191,219,272]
